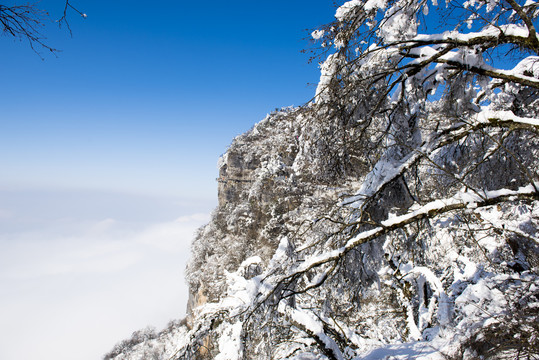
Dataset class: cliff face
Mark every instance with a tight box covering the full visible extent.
[185,109,335,307]
[217,149,258,207]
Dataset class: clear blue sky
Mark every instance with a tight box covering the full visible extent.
[0,2,338,359]
[1,0,336,200]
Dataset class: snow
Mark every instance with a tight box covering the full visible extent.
[311,30,325,40]
[358,340,448,359]
[343,151,421,208]
[268,237,291,269]
[474,109,539,127]
[379,8,418,42]
[315,53,342,101]
[214,321,244,360]
[335,1,363,21]
[413,24,531,43]
[364,0,388,11]
[278,303,344,360]
[402,266,450,326]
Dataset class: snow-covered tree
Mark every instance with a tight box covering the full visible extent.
[108,1,539,359]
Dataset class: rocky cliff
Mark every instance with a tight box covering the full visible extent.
[105,103,539,360]
[105,0,539,359]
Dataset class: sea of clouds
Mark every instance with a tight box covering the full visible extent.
[0,189,213,360]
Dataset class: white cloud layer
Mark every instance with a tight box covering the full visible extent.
[0,201,210,360]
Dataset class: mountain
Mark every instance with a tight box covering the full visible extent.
[105,0,539,359]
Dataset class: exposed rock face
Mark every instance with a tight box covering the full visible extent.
[217,149,257,206]
[186,110,304,307]
[185,285,208,328]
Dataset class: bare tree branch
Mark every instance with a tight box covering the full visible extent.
[0,3,56,55]
[1,1,86,56]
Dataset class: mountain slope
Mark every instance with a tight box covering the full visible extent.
[106,0,539,359]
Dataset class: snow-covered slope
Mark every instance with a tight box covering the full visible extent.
[106,0,539,359]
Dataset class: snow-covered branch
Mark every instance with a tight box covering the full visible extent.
[264,184,538,300]
[505,0,539,50]
[474,109,539,129]
[344,108,538,210]
[435,56,539,89]
[277,303,344,360]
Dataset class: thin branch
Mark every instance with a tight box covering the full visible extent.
[505,0,539,50]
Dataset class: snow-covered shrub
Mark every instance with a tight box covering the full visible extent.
[103,327,158,360]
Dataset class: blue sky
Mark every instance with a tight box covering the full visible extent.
[0,1,336,359]
[1,0,335,198]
